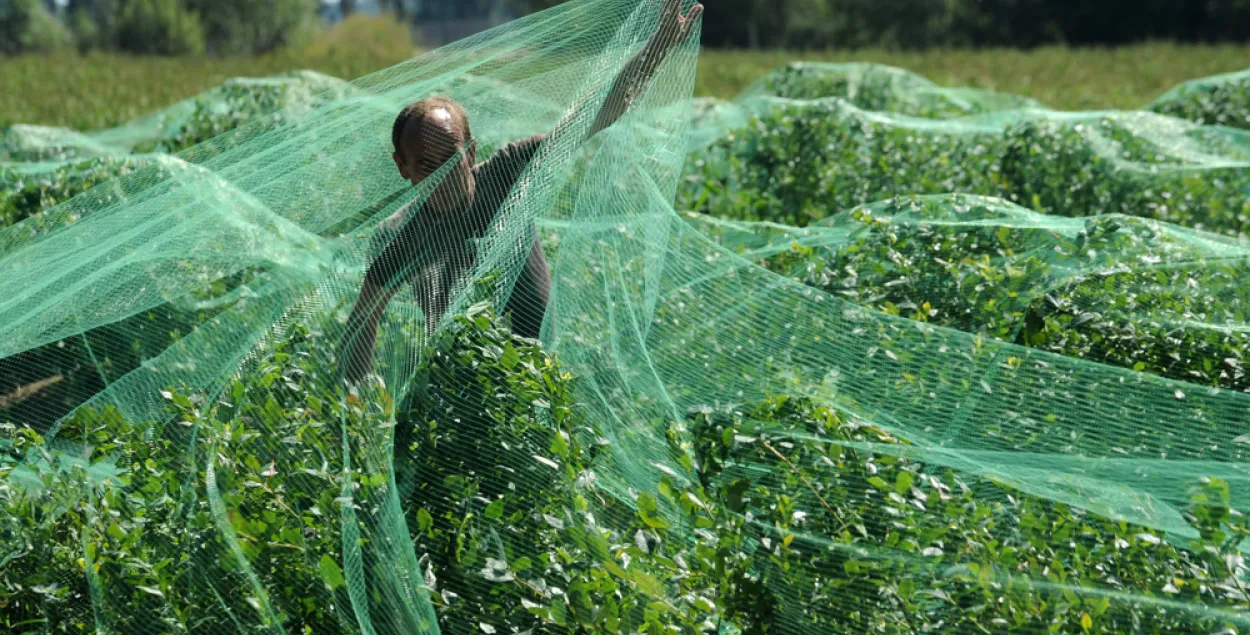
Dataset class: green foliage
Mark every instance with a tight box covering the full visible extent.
[67,7,102,52]
[396,309,718,634]
[6,36,1250,635]
[0,71,351,228]
[1148,70,1250,131]
[0,310,720,633]
[750,63,1041,117]
[0,0,73,55]
[186,0,320,55]
[680,395,1250,634]
[680,72,1250,235]
[115,0,206,56]
[0,157,151,227]
[761,196,1250,398]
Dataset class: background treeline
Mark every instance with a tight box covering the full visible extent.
[2,0,323,55]
[5,0,1250,57]
[695,0,1250,50]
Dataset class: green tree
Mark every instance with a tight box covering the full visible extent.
[66,0,121,49]
[115,0,206,55]
[186,0,320,55]
[0,0,73,54]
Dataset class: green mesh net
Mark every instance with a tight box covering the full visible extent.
[6,1,1250,633]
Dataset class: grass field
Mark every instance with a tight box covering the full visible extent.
[3,41,1248,131]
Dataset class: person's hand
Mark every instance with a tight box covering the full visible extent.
[656,0,703,49]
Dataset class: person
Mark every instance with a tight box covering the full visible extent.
[338,0,703,385]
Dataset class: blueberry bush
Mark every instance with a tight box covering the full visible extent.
[680,86,1250,235]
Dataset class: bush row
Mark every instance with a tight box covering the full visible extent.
[755,196,1250,397]
[4,308,1248,633]
[680,97,1250,234]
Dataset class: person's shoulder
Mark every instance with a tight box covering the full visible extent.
[376,198,419,233]
[480,133,548,168]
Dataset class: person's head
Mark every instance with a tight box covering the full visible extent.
[391,97,476,206]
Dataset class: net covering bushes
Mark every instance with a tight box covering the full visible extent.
[4,1,1250,633]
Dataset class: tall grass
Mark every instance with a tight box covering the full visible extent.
[2,38,1248,131]
[697,42,1250,111]
[0,14,417,130]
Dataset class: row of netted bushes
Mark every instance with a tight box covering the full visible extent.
[0,308,720,634]
[745,196,1250,400]
[0,72,360,432]
[1147,70,1250,131]
[681,97,1250,233]
[681,64,1250,234]
[4,307,1249,634]
[751,62,1250,133]
[1,70,352,228]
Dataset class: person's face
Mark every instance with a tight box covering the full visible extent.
[392,110,476,202]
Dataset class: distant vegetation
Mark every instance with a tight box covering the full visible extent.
[0,13,415,130]
[4,42,1250,131]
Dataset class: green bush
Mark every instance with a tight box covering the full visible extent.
[0,309,721,633]
[0,0,73,55]
[679,99,1250,235]
[754,63,1041,117]
[1148,71,1250,131]
[186,0,319,55]
[760,196,1250,399]
[0,157,157,227]
[394,309,719,634]
[680,395,1250,634]
[114,0,205,56]
[67,6,102,52]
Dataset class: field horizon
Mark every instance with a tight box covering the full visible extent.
[2,41,1248,131]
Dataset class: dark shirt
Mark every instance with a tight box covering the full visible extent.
[365,133,551,339]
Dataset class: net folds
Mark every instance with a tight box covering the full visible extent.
[4,2,1250,634]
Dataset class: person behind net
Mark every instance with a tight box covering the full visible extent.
[338,0,702,385]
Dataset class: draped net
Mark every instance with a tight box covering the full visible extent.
[4,1,1250,633]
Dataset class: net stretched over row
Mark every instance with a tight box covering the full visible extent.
[4,2,1250,633]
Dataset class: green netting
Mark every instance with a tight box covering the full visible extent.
[1147,68,1250,130]
[5,1,1250,633]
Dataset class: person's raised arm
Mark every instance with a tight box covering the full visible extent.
[543,0,701,146]
[586,0,702,139]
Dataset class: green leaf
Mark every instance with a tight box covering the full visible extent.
[550,431,569,458]
[549,599,567,626]
[512,557,531,572]
[106,523,125,541]
[637,492,658,513]
[319,555,345,590]
[485,498,504,520]
[895,471,913,495]
[417,508,433,534]
[636,492,670,529]
[630,569,664,598]
[500,343,520,370]
[867,476,889,490]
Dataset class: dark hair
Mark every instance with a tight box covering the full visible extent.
[391,97,472,154]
